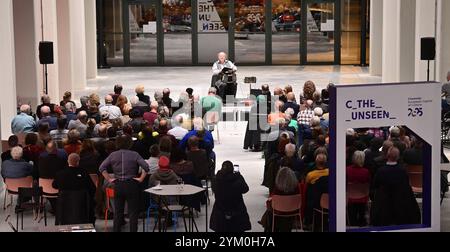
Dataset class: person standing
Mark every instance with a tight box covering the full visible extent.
[99,135,149,232]
[210,161,251,232]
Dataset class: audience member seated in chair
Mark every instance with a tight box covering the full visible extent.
[210,161,251,232]
[1,147,33,180]
[304,153,329,229]
[259,167,300,232]
[149,156,180,187]
[186,136,211,180]
[346,151,370,227]
[370,147,421,226]
[53,153,96,225]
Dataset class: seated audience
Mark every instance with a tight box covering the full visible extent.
[145,144,161,175]
[50,117,69,148]
[168,115,189,141]
[346,151,370,227]
[37,106,58,131]
[135,84,151,105]
[37,94,58,119]
[1,147,33,179]
[64,129,82,155]
[11,104,36,134]
[68,111,89,138]
[1,135,20,162]
[111,84,123,105]
[259,167,299,232]
[149,156,179,186]
[143,101,159,129]
[53,153,96,225]
[370,147,421,226]
[79,139,101,175]
[100,95,122,120]
[186,136,211,180]
[170,148,194,176]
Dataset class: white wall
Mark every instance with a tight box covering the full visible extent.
[369,0,383,76]
[13,0,40,110]
[0,0,17,140]
[85,0,98,79]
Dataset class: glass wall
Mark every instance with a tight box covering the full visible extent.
[163,0,192,64]
[271,0,301,64]
[341,0,361,65]
[128,3,158,65]
[234,0,266,63]
[104,0,124,66]
[198,0,229,64]
[306,2,335,63]
[98,0,370,66]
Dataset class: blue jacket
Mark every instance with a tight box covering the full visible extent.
[11,113,36,134]
[179,130,214,155]
[1,159,33,179]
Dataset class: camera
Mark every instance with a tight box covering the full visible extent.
[234,165,240,173]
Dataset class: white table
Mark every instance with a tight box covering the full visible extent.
[145,185,207,232]
[39,224,96,232]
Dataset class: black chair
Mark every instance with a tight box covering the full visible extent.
[15,187,43,231]
[56,190,94,226]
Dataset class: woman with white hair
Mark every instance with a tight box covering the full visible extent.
[135,84,150,105]
[1,147,33,179]
[259,167,300,232]
[346,151,371,227]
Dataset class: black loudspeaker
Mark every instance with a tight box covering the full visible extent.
[39,41,54,64]
[421,37,436,61]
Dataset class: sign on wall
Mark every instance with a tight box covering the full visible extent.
[198,0,226,32]
[330,82,441,232]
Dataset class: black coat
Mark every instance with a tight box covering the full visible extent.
[210,171,251,232]
[79,152,101,175]
[370,163,421,226]
[53,167,97,225]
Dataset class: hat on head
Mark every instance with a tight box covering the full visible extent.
[158,156,170,170]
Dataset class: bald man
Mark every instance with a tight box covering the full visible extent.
[11,104,36,134]
[37,106,58,131]
[52,153,96,224]
[211,52,237,87]
[99,95,122,120]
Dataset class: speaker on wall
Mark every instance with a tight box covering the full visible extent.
[39,41,54,65]
[421,37,436,61]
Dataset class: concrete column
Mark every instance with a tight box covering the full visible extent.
[382,0,400,82]
[436,0,450,83]
[69,0,87,91]
[56,0,87,98]
[85,0,98,79]
[382,0,416,82]
[13,0,40,110]
[0,0,17,140]
[415,0,437,82]
[36,0,60,104]
[56,0,72,99]
[398,0,416,82]
[369,0,383,76]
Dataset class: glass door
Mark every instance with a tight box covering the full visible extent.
[126,1,159,65]
[234,0,266,64]
[163,0,192,65]
[302,0,339,64]
[271,0,302,65]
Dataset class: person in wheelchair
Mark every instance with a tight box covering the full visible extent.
[211,52,238,103]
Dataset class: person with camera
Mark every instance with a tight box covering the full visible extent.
[210,161,251,232]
